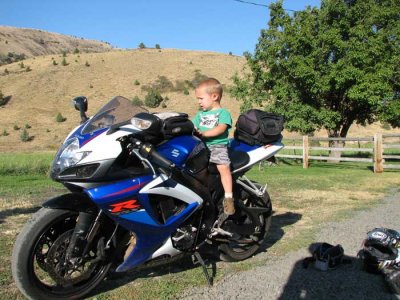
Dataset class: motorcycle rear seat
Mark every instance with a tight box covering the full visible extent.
[208,151,250,174]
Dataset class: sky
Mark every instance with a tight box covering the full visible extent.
[1,0,320,56]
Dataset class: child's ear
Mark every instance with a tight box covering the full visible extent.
[211,93,219,101]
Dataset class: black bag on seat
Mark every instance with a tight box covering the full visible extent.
[234,109,284,145]
[156,112,194,139]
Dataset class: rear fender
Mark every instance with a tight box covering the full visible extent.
[42,193,98,214]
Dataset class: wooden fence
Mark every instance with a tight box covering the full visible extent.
[274,133,400,173]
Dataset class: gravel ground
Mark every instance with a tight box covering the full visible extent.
[179,189,400,299]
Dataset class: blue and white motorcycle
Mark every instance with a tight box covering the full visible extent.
[12,96,284,299]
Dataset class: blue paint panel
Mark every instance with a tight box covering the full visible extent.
[85,175,200,271]
[116,202,198,271]
[229,139,259,152]
[156,135,200,167]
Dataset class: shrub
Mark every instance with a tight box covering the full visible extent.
[144,89,163,108]
[26,66,31,72]
[4,68,9,74]
[191,70,208,87]
[183,88,189,95]
[61,58,68,66]
[73,48,80,54]
[134,80,140,85]
[2,129,9,136]
[19,62,25,68]
[55,113,66,122]
[25,124,31,129]
[85,61,90,67]
[138,42,146,49]
[153,75,174,93]
[155,44,161,49]
[13,124,20,130]
[52,59,58,66]
[161,102,167,108]
[62,51,67,57]
[229,52,233,55]
[131,96,143,106]
[20,129,30,142]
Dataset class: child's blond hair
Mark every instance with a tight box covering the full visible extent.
[196,78,223,100]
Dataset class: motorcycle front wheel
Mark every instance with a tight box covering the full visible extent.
[219,183,272,262]
[12,208,112,300]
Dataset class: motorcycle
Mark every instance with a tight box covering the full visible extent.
[12,95,284,299]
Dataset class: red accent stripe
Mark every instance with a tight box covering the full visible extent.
[102,182,144,198]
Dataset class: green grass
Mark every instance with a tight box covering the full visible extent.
[0,152,399,299]
[0,152,55,175]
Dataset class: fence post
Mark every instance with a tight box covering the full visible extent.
[374,133,383,173]
[303,135,309,169]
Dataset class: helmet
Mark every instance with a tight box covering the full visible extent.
[359,228,400,273]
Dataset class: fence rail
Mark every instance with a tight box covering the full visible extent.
[274,133,400,173]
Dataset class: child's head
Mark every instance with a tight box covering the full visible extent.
[195,78,223,111]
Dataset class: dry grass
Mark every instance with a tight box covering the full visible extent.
[0,26,112,58]
[0,48,245,152]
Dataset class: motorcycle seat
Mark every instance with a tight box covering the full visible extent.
[208,150,250,174]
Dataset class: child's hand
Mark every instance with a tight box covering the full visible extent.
[194,128,202,137]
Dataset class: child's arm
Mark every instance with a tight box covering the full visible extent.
[201,124,228,138]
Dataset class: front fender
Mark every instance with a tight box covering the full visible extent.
[42,193,98,213]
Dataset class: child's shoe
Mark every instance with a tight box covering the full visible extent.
[223,197,235,215]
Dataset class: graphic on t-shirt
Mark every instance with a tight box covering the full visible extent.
[199,113,220,129]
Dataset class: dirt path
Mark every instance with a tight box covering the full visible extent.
[179,189,400,299]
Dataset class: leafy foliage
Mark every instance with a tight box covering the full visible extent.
[230,0,400,136]
[55,113,66,123]
[144,89,163,108]
[20,129,30,142]
[131,96,143,106]
[138,42,146,49]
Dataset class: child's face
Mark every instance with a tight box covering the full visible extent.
[195,86,219,111]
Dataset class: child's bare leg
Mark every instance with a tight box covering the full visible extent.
[217,164,235,215]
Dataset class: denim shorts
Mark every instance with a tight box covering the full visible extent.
[208,144,230,165]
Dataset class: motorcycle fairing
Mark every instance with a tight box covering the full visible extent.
[86,173,202,272]
[229,140,284,173]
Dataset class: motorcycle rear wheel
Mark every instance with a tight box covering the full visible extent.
[219,184,272,262]
[12,208,112,300]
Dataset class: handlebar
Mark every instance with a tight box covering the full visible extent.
[128,137,175,170]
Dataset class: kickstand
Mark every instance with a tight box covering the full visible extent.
[192,251,213,287]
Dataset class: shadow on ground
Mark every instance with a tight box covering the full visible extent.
[0,206,41,224]
[278,242,398,299]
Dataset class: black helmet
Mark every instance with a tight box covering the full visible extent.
[359,228,400,273]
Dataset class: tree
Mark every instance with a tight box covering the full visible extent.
[231,0,400,138]
[138,42,146,49]
[155,44,161,49]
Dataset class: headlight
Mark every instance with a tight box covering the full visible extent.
[51,138,91,176]
[131,117,152,130]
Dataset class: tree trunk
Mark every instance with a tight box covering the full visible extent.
[327,122,352,163]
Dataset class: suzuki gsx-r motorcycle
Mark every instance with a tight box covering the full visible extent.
[12,96,284,299]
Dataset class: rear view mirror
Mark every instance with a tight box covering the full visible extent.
[72,96,89,124]
[72,96,88,112]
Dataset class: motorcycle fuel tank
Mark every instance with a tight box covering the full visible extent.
[156,135,202,168]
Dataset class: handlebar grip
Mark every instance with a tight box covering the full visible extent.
[139,143,175,169]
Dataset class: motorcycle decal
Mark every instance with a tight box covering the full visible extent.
[109,199,141,214]
[102,182,145,198]
[80,128,108,147]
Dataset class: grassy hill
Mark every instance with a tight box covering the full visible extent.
[0,27,398,153]
[0,26,113,64]
[0,48,246,151]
